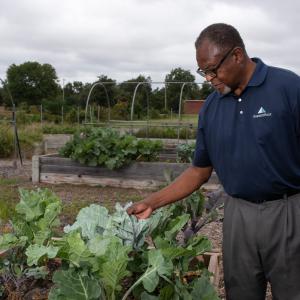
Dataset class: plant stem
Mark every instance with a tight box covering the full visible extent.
[121,267,157,300]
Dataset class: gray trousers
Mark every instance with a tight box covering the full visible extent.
[223,194,300,300]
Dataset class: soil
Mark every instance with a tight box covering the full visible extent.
[0,159,272,300]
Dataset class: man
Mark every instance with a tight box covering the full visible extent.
[127,23,300,300]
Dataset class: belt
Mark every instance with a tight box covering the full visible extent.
[250,190,300,204]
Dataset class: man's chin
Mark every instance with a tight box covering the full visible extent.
[214,84,232,95]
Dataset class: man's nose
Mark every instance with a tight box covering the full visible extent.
[205,73,214,82]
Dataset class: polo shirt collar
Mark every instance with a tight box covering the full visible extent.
[217,57,268,98]
[247,57,268,87]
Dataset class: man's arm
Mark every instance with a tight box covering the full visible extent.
[126,165,213,219]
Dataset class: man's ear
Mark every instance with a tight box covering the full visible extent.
[233,47,244,64]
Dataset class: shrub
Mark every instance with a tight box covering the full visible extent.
[42,124,82,134]
[65,108,85,124]
[149,108,160,119]
[111,101,129,120]
[135,126,197,139]
[0,124,14,158]
[18,124,43,151]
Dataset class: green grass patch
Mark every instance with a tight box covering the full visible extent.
[0,123,43,158]
[0,178,20,185]
[0,180,20,221]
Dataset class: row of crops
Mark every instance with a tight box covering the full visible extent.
[0,188,219,299]
[59,127,196,168]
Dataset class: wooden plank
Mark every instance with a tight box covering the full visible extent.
[197,251,221,288]
[40,157,191,179]
[40,173,165,190]
[40,165,187,180]
[37,154,220,188]
[32,155,40,183]
[40,156,187,168]
[207,253,221,287]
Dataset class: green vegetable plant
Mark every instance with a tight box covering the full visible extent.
[176,142,196,163]
[0,188,220,300]
[0,188,62,298]
[59,127,163,169]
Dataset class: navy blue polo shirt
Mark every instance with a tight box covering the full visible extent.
[193,58,300,201]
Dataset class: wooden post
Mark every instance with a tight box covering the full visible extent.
[32,155,40,183]
[197,250,221,288]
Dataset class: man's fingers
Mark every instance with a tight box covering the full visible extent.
[126,206,134,215]
[127,203,152,219]
[126,203,144,215]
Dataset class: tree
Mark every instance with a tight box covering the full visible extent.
[77,76,117,111]
[94,75,116,107]
[0,86,4,105]
[150,87,166,111]
[164,68,200,112]
[64,81,85,107]
[199,81,214,99]
[6,61,60,106]
[116,75,152,119]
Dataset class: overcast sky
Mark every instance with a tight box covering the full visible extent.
[0,0,299,86]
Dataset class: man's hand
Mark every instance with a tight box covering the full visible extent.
[126,201,153,219]
[127,166,212,219]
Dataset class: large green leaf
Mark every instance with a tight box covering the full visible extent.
[37,201,61,230]
[105,203,150,249]
[164,214,190,241]
[0,233,27,251]
[142,250,173,292]
[141,292,159,300]
[49,269,102,300]
[26,244,59,266]
[87,235,111,256]
[48,287,66,300]
[159,284,179,300]
[121,250,173,300]
[13,188,62,245]
[65,231,92,266]
[191,277,220,300]
[16,188,61,222]
[173,279,192,300]
[161,247,193,261]
[100,258,130,300]
[64,204,109,239]
[186,236,212,255]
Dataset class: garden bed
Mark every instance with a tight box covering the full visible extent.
[0,246,221,299]
[0,188,222,299]
[32,154,219,190]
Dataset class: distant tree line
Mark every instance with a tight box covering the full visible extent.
[0,61,214,118]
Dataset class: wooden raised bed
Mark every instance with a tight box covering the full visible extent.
[198,250,221,288]
[32,154,219,190]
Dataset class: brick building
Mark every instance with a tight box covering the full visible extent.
[183,100,205,114]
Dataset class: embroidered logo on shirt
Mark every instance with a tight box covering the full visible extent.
[253,106,272,118]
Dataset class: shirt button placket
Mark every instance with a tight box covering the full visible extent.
[238,98,243,115]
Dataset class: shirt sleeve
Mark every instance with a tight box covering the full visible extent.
[192,108,212,167]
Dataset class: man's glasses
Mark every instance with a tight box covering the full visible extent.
[197,46,235,78]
